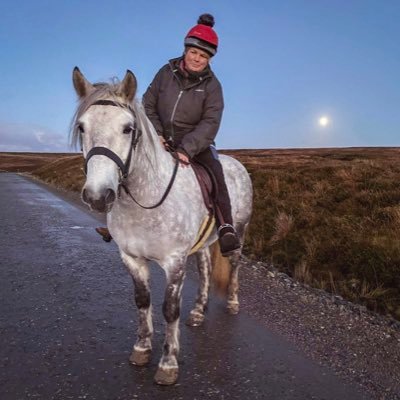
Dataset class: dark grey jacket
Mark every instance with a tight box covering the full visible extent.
[143,57,224,159]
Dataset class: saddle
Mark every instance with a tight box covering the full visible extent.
[188,161,219,255]
[191,161,217,214]
[165,141,218,215]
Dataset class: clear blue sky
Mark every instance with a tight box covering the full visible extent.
[0,0,399,152]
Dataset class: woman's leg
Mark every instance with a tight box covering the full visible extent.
[194,146,240,256]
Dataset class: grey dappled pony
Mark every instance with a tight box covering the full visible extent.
[71,68,253,385]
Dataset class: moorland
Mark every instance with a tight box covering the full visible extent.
[2,147,400,320]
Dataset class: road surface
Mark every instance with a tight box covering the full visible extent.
[0,173,371,400]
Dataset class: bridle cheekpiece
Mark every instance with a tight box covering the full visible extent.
[83,99,142,180]
[82,99,179,210]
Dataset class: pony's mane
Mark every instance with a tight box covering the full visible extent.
[132,100,163,171]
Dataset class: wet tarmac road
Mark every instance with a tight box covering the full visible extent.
[0,173,371,400]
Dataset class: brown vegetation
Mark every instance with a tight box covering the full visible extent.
[223,147,400,320]
[0,152,72,173]
[2,148,400,320]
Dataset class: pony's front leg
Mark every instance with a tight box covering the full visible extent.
[186,247,211,326]
[154,257,186,386]
[120,252,153,366]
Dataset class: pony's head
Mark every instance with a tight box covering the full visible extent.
[71,67,138,212]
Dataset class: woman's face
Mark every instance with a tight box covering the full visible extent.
[184,47,211,72]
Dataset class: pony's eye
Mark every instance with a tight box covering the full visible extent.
[123,126,134,135]
[77,124,84,134]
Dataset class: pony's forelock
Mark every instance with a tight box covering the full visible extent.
[69,78,127,149]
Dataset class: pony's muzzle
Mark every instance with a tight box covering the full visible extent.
[82,187,116,213]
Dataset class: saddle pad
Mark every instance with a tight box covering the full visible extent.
[191,162,215,213]
[189,215,216,255]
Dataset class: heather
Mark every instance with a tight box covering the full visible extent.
[2,148,400,319]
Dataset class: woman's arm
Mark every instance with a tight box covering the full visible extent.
[178,80,224,159]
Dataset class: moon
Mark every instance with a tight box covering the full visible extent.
[319,116,329,127]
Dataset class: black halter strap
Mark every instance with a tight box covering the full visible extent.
[119,155,180,209]
[83,99,179,209]
[83,100,141,178]
[91,99,135,114]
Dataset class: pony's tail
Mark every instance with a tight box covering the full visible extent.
[210,242,231,296]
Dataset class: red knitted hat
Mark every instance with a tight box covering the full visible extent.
[184,14,218,56]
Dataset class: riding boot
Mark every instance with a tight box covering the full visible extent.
[215,192,241,257]
[95,227,112,242]
[193,147,241,257]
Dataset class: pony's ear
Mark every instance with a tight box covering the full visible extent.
[72,67,94,98]
[118,70,137,102]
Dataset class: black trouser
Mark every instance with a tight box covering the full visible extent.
[193,146,233,228]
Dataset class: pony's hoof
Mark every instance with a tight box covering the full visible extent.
[227,302,239,315]
[186,311,205,327]
[129,348,152,366]
[154,366,179,386]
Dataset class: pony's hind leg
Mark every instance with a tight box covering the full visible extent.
[186,247,211,327]
[227,222,247,315]
[154,257,186,386]
[227,252,241,314]
[120,252,153,366]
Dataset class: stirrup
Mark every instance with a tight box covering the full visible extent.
[218,225,241,257]
[217,223,235,235]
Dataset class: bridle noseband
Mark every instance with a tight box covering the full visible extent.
[82,99,179,209]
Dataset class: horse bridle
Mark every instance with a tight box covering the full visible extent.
[82,99,179,209]
[83,99,141,180]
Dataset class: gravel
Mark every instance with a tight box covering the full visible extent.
[238,257,400,400]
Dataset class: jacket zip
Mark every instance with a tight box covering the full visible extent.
[170,90,183,140]
[168,59,212,142]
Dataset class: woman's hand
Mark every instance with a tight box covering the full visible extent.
[176,151,190,167]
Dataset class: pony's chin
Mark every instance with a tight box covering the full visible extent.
[81,198,114,213]
[91,202,114,213]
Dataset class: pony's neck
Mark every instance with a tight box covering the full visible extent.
[128,102,175,189]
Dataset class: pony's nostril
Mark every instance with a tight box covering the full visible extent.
[105,188,116,205]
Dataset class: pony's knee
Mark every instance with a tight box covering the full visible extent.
[162,277,184,323]
[134,280,150,309]
[162,300,180,323]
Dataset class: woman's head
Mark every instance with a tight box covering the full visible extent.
[184,46,211,73]
[184,14,218,57]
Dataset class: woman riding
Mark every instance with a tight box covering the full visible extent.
[97,13,240,256]
[142,13,240,256]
